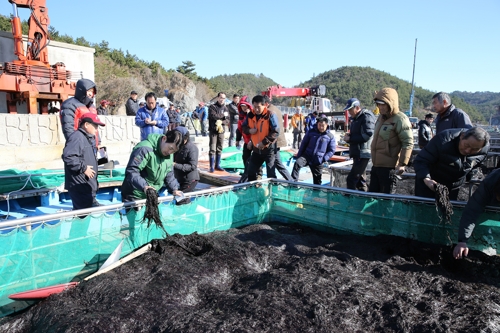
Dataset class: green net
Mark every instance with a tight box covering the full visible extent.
[268,183,500,249]
[0,168,126,194]
[0,182,499,317]
[0,185,269,317]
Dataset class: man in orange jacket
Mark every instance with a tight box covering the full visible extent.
[242,95,280,181]
[291,107,305,149]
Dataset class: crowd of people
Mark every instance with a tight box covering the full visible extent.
[58,79,498,259]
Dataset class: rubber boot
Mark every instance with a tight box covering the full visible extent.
[215,154,225,171]
[209,156,215,173]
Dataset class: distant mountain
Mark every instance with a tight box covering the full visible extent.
[208,74,277,99]
[450,91,500,120]
[300,66,484,122]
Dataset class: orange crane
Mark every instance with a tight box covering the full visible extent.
[261,84,350,131]
[0,0,78,114]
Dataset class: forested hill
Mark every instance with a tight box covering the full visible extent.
[301,66,484,122]
[451,91,500,119]
[1,13,495,122]
[208,74,277,99]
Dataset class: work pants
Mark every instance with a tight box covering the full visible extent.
[346,157,370,191]
[273,148,293,181]
[68,183,97,210]
[247,148,276,181]
[200,120,207,136]
[293,132,302,149]
[209,132,224,157]
[291,156,323,185]
[369,166,397,194]
[228,123,238,147]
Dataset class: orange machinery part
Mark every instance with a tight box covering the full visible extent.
[0,0,76,114]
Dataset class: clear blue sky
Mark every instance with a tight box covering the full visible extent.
[2,0,499,93]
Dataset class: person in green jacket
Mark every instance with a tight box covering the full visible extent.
[121,131,184,202]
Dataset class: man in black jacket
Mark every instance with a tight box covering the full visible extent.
[208,92,228,172]
[126,91,139,116]
[453,169,500,259]
[173,126,199,205]
[432,92,472,134]
[417,113,434,148]
[227,94,240,147]
[413,127,490,200]
[62,113,105,210]
[343,98,375,191]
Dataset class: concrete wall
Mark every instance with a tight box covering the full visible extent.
[0,31,95,114]
[0,114,140,170]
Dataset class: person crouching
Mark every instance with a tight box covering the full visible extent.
[291,116,336,185]
[173,126,200,205]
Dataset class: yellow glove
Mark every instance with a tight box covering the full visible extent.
[215,120,223,133]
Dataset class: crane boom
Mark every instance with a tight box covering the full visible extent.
[261,85,326,100]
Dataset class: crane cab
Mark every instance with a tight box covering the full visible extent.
[307,97,331,113]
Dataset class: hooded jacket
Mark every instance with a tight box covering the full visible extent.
[297,127,336,166]
[135,105,169,141]
[174,138,200,183]
[60,79,97,140]
[62,127,98,193]
[236,100,253,144]
[370,88,413,168]
[435,104,472,134]
[417,119,433,147]
[121,134,179,200]
[413,128,489,190]
[348,108,375,159]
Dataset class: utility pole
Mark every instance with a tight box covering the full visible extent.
[409,39,418,117]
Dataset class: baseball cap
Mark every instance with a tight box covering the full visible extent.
[131,90,138,95]
[100,100,109,106]
[344,98,360,111]
[80,113,105,126]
